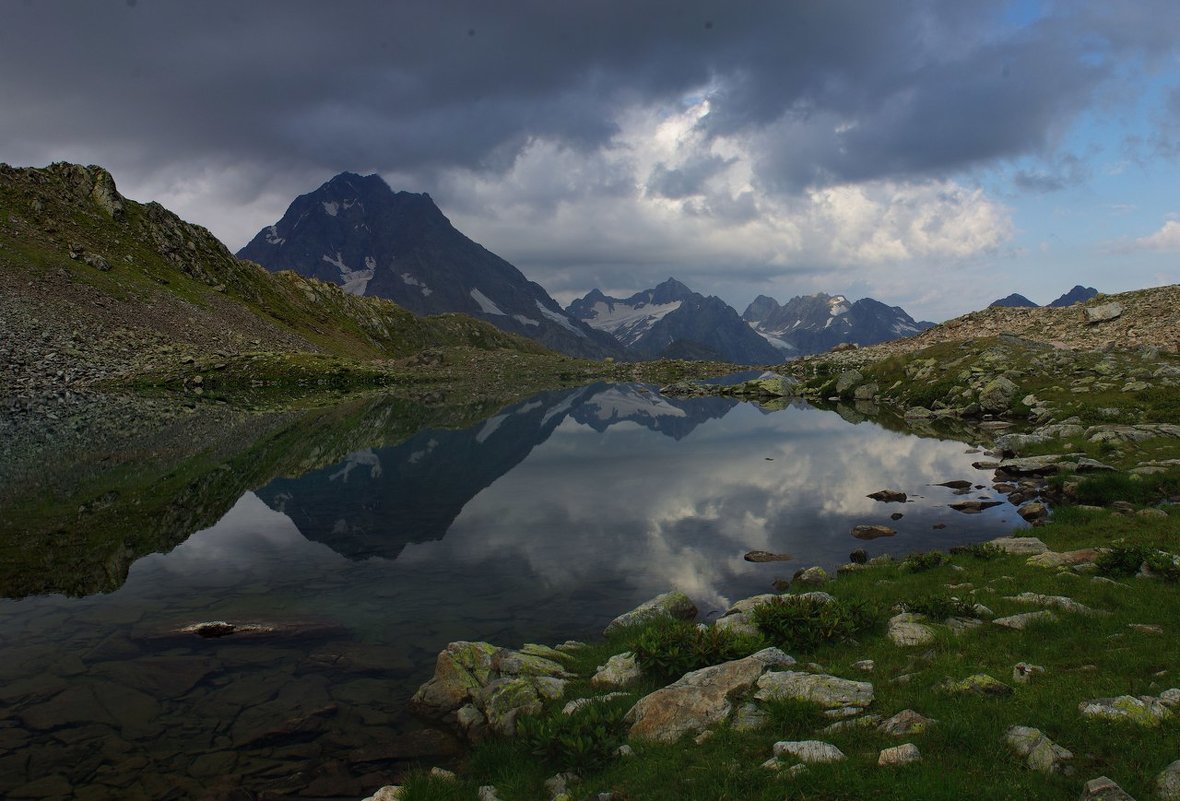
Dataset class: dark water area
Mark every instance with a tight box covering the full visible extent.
[0,384,1025,800]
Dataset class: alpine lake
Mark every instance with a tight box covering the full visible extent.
[0,381,1029,800]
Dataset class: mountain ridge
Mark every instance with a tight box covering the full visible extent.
[742,292,934,356]
[568,278,781,364]
[239,172,624,359]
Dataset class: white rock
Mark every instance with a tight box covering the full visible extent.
[773,740,846,764]
[878,743,921,766]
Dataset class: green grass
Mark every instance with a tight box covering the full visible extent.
[400,505,1179,801]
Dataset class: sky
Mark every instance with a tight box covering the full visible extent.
[2,0,1179,322]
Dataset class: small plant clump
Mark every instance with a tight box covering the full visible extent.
[1096,543,1180,582]
[630,619,766,683]
[901,594,976,620]
[899,550,948,573]
[515,700,629,771]
[751,594,877,652]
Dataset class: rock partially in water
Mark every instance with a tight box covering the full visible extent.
[852,525,896,540]
[744,550,793,563]
[867,490,907,502]
[603,591,698,636]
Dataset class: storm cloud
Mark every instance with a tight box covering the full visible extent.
[2,1,1179,318]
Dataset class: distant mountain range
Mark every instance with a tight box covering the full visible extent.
[567,278,781,364]
[239,172,623,359]
[741,293,934,356]
[239,172,945,364]
[989,286,1098,309]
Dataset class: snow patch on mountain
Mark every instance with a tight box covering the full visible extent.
[264,225,284,246]
[322,252,375,296]
[322,201,339,217]
[471,288,505,315]
[513,314,540,327]
[329,449,383,482]
[535,300,587,337]
[400,272,432,296]
[581,299,682,345]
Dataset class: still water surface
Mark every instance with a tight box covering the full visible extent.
[0,384,1024,800]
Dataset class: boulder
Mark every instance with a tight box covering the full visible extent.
[1157,759,1180,801]
[411,642,572,740]
[853,383,879,401]
[979,376,1019,414]
[878,743,921,766]
[987,536,1049,555]
[362,786,404,801]
[835,370,864,395]
[591,653,642,689]
[993,611,1057,630]
[773,740,846,764]
[1080,776,1137,801]
[754,671,874,711]
[1084,302,1123,323]
[1006,592,1099,616]
[887,613,936,647]
[624,648,794,744]
[603,591,698,636]
[1078,694,1173,727]
[1005,725,1073,775]
[949,499,1003,513]
[793,566,830,586]
[744,550,792,562]
[1017,502,1048,522]
[877,709,935,736]
[852,524,896,540]
[867,490,908,502]
[941,674,1012,697]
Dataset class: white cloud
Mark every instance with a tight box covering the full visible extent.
[1131,219,1180,251]
[433,94,1013,313]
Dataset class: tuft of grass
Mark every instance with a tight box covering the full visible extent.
[630,619,767,683]
[751,594,878,653]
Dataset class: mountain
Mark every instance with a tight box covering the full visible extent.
[0,162,545,395]
[238,172,622,359]
[568,278,781,364]
[989,293,1039,308]
[741,293,934,357]
[255,383,738,559]
[1047,285,1099,307]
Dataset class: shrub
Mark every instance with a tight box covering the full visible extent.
[630,620,766,683]
[950,542,1004,560]
[1094,544,1154,577]
[900,551,948,573]
[515,700,628,771]
[902,595,976,619]
[751,595,877,652]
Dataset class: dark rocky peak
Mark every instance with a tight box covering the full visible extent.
[1048,285,1099,307]
[989,293,1038,308]
[647,277,695,305]
[742,295,783,323]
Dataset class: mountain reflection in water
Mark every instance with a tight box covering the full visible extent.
[0,384,1024,800]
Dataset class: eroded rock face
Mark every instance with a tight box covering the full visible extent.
[624,648,794,744]
[603,591,698,636]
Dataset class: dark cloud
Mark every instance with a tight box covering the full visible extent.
[646,155,735,199]
[1,1,1173,195]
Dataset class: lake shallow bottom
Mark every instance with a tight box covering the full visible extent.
[0,384,1026,800]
